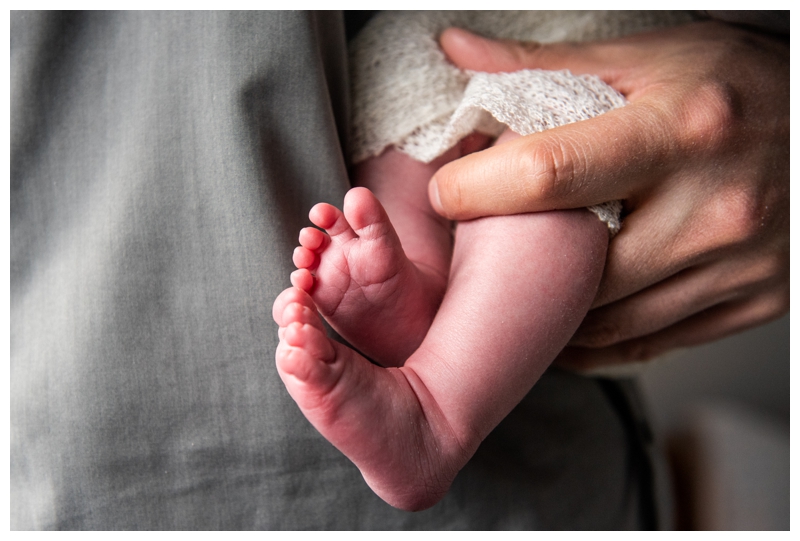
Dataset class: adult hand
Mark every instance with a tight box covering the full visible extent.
[433,22,789,369]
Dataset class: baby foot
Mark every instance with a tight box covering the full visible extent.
[273,287,472,511]
[290,187,444,367]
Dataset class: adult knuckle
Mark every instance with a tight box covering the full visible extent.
[511,39,544,63]
[512,41,577,68]
[703,188,764,248]
[579,321,626,349]
[746,291,789,327]
[679,81,740,152]
[747,260,789,308]
[521,137,579,204]
[731,257,783,297]
[622,340,659,363]
[765,290,790,319]
[742,252,789,290]
[754,251,789,285]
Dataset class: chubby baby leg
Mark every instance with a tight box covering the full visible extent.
[404,208,610,453]
[273,286,472,511]
[275,206,609,511]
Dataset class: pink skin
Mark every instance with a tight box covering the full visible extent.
[274,287,467,511]
[273,133,609,510]
[290,146,462,367]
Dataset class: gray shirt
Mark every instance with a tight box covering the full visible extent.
[11,11,656,529]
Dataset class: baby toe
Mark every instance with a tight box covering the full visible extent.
[273,286,316,325]
[299,227,327,251]
[290,269,315,293]
[282,301,325,333]
[283,322,336,364]
[293,246,318,269]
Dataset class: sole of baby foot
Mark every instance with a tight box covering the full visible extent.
[275,292,473,511]
[291,187,444,367]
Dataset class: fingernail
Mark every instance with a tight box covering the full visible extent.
[429,179,442,213]
[442,27,478,44]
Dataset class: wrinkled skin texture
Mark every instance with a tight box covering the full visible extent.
[431,22,789,369]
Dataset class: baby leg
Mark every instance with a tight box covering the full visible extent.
[273,286,471,511]
[275,207,609,510]
[406,209,610,446]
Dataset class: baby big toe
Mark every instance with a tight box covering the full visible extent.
[343,187,393,240]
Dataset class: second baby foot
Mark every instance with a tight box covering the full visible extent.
[273,287,472,511]
[291,187,445,367]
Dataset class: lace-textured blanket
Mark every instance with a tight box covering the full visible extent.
[349,10,694,234]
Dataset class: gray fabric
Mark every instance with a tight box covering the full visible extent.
[704,10,789,35]
[11,11,655,530]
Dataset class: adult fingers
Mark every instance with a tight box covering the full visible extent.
[429,98,674,220]
[592,167,787,308]
[555,291,787,371]
[439,27,624,80]
[571,253,786,347]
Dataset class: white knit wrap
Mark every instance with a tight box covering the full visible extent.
[349,10,694,234]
